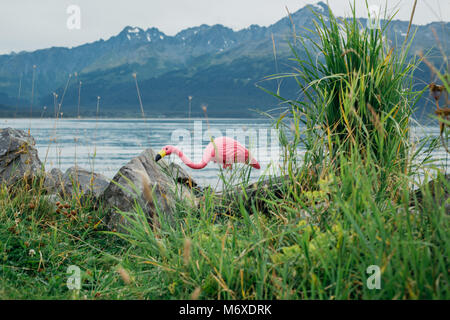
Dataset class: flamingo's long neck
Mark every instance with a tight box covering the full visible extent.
[172,146,208,169]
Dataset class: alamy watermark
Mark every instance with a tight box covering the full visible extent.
[67,265,81,290]
[67,5,81,30]
[366,265,381,290]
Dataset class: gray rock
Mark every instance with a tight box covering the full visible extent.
[241,175,290,199]
[43,168,64,194]
[102,148,196,232]
[58,166,110,201]
[0,128,42,186]
[216,175,291,213]
[159,161,201,193]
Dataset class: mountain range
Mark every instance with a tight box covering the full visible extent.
[0,2,448,119]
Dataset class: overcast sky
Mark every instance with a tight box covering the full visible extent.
[0,0,448,54]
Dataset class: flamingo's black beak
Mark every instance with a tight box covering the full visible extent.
[155,149,166,162]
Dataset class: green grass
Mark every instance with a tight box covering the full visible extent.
[0,3,449,300]
[0,158,448,299]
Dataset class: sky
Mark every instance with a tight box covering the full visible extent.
[0,0,448,54]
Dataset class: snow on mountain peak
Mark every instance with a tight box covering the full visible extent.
[312,4,324,12]
[128,27,141,34]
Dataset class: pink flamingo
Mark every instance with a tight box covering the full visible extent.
[155,136,260,170]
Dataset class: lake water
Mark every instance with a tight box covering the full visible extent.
[1,118,448,187]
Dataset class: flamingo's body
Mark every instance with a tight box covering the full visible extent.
[155,136,260,170]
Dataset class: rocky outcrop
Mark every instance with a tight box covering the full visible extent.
[61,166,109,200]
[217,175,290,213]
[43,168,64,193]
[44,166,109,202]
[0,128,42,186]
[159,161,201,194]
[102,148,197,232]
[1,129,200,231]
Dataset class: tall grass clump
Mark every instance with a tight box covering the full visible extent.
[265,2,424,192]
